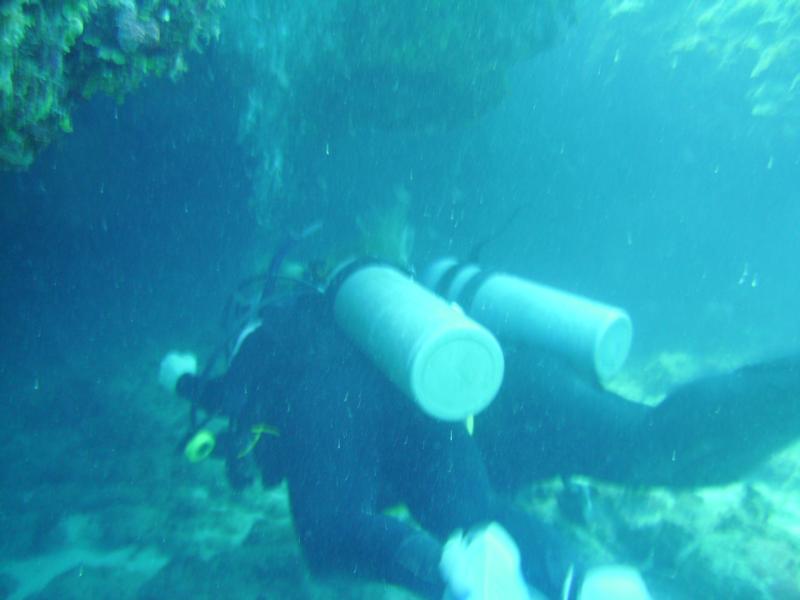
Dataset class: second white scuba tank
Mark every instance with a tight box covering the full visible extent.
[423,258,633,381]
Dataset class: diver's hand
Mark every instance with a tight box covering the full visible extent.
[576,565,651,600]
[440,523,531,600]
[158,351,198,394]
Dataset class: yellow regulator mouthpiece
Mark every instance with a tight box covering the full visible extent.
[184,429,216,463]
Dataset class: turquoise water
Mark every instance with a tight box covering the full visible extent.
[1,1,798,598]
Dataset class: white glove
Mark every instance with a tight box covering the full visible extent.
[577,565,652,600]
[440,522,531,600]
[158,351,198,394]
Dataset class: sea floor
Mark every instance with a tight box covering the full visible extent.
[1,350,798,599]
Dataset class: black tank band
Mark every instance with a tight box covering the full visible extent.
[325,258,412,306]
[432,261,464,299]
[453,269,494,311]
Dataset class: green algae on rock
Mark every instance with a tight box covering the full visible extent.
[0,0,224,170]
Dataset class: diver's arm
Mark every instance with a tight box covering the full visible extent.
[159,351,231,413]
[158,349,229,410]
[174,372,201,399]
[290,490,447,598]
[173,372,229,414]
[295,504,575,600]
[165,324,292,415]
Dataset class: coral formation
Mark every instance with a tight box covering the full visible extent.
[226,0,576,230]
[1,0,576,171]
[605,0,800,129]
[670,0,800,121]
[0,0,224,169]
[295,0,577,131]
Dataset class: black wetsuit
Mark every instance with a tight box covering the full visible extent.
[178,291,800,598]
[178,292,580,598]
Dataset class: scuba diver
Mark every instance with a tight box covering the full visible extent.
[158,242,799,600]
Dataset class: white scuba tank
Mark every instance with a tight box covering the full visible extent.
[330,261,505,421]
[423,258,633,381]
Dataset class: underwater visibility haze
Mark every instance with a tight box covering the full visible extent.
[1,0,799,598]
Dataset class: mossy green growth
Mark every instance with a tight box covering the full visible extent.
[0,0,225,170]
